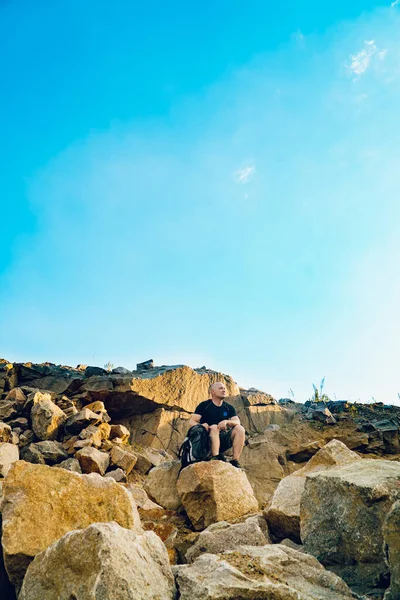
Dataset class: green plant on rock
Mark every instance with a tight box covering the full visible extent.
[308,377,331,404]
[104,361,114,372]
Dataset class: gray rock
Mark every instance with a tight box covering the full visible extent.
[28,441,68,465]
[6,418,29,430]
[105,468,126,482]
[383,500,400,600]
[287,441,322,463]
[64,408,101,435]
[84,366,108,377]
[144,461,182,511]
[57,458,82,473]
[20,444,46,465]
[19,430,35,448]
[124,485,162,510]
[0,401,18,421]
[112,367,132,375]
[133,446,170,474]
[301,459,400,597]
[186,517,270,563]
[266,439,361,543]
[174,544,355,599]
[136,359,154,370]
[306,406,337,425]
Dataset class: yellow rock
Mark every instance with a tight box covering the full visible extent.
[30,393,66,441]
[105,365,239,416]
[1,460,141,587]
[110,445,137,474]
[177,462,258,530]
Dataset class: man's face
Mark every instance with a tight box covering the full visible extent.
[212,383,227,399]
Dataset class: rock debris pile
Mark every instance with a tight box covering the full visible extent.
[1,358,400,599]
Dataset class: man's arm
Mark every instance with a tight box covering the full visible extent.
[217,415,240,430]
[187,413,210,431]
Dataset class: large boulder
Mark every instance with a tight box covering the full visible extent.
[0,514,16,600]
[18,522,175,600]
[228,394,295,435]
[30,393,66,440]
[119,408,191,456]
[239,435,286,507]
[384,500,400,600]
[186,516,270,563]
[123,394,291,456]
[266,439,361,542]
[301,458,400,596]
[0,461,141,587]
[95,365,239,417]
[144,460,182,511]
[174,544,356,599]
[177,462,258,530]
[64,365,239,420]
[246,404,296,433]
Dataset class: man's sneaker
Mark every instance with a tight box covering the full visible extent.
[230,459,242,469]
[210,454,227,462]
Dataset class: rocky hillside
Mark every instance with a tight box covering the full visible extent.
[1,358,400,599]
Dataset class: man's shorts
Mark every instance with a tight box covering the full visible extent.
[219,429,233,453]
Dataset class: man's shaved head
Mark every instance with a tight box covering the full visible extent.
[209,381,227,400]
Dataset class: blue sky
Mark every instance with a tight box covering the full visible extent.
[1,0,400,402]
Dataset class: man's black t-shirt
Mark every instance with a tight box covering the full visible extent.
[194,400,237,426]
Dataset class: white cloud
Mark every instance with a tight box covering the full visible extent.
[234,165,255,184]
[391,0,400,7]
[292,30,305,46]
[347,40,387,77]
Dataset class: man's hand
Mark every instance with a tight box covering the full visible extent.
[202,423,210,432]
[217,420,229,431]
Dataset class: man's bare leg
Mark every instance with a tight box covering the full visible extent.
[231,424,245,460]
[209,424,220,456]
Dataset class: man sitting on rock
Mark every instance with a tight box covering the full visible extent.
[187,382,245,468]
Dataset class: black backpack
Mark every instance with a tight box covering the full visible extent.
[178,424,211,471]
